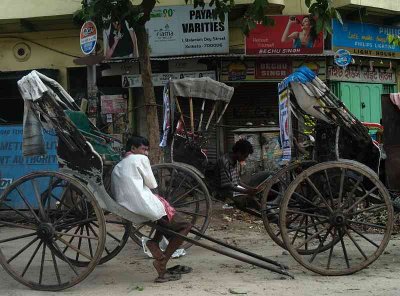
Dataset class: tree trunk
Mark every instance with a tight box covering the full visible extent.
[136,25,161,163]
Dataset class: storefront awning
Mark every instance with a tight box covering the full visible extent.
[101,50,335,64]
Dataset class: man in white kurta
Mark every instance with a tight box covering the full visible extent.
[111,136,192,283]
[111,153,167,222]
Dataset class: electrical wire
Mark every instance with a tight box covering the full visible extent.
[0,35,81,58]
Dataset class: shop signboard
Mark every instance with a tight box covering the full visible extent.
[100,95,127,114]
[220,60,292,82]
[334,49,352,68]
[80,21,97,55]
[327,66,396,84]
[122,71,216,88]
[0,125,58,205]
[255,61,292,79]
[278,89,292,163]
[246,15,324,55]
[332,19,400,58]
[146,6,228,56]
[103,5,228,59]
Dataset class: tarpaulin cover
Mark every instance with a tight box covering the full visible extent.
[278,66,316,93]
[169,77,234,103]
[17,70,76,156]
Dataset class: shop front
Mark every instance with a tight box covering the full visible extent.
[330,19,399,124]
[218,14,327,175]
[97,4,230,163]
[328,61,397,124]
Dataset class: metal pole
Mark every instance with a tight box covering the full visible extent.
[85,0,98,115]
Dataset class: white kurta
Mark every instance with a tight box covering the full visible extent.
[111,154,167,222]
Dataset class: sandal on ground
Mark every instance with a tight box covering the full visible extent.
[154,273,182,283]
[167,265,193,274]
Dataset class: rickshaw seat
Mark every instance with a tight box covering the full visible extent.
[64,110,121,162]
[64,110,94,134]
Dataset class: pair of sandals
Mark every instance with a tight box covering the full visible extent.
[154,265,193,283]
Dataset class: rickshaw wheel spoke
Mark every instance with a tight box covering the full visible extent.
[261,161,317,251]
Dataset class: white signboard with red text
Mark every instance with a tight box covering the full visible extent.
[327,66,396,84]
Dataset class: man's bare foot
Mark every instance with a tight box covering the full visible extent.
[146,240,164,260]
[153,257,167,277]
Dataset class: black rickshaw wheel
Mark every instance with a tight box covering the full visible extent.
[279,160,393,275]
[261,161,317,251]
[130,163,212,250]
[0,171,106,291]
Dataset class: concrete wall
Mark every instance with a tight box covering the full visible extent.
[0,30,82,87]
[334,0,400,12]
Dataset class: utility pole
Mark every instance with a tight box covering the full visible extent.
[85,0,98,120]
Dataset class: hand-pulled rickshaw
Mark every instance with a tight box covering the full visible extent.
[260,67,393,275]
[0,71,290,291]
[0,67,394,291]
[130,67,394,277]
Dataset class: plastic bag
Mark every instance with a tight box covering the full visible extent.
[141,236,186,259]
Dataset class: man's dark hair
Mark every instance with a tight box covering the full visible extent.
[126,136,149,152]
[232,139,254,155]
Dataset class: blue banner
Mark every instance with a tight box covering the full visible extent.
[332,19,400,58]
[0,125,58,206]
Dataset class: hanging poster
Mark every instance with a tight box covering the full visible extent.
[100,95,127,114]
[246,15,324,55]
[103,20,139,59]
[278,89,291,163]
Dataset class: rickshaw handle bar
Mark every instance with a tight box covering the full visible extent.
[152,224,293,278]
[189,228,289,269]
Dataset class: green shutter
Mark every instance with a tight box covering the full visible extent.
[339,82,382,124]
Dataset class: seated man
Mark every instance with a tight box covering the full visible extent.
[217,139,264,209]
[111,136,192,283]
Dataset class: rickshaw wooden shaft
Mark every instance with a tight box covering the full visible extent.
[152,224,293,278]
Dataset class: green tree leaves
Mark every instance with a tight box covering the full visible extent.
[388,34,400,46]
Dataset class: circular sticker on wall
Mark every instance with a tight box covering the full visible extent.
[80,21,97,55]
[334,49,352,68]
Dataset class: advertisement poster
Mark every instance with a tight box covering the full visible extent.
[246,15,324,55]
[100,95,127,114]
[332,19,400,58]
[146,5,228,56]
[103,20,139,59]
[80,21,97,55]
[278,90,292,163]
